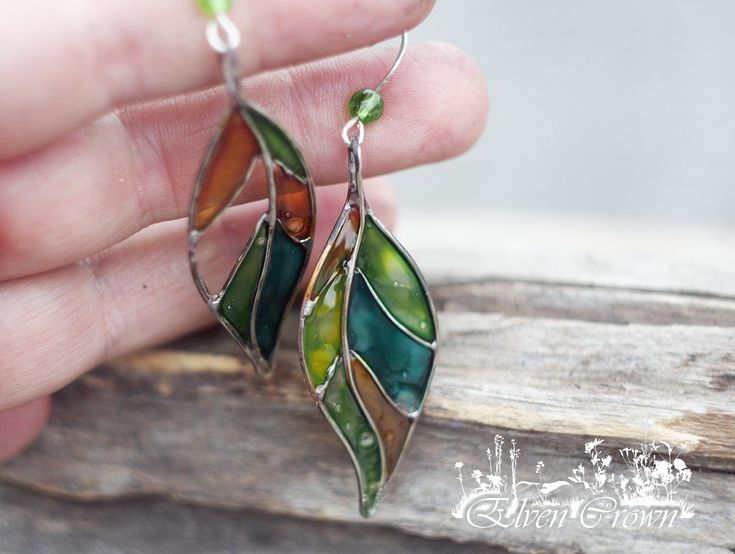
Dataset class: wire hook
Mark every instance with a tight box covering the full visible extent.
[341,31,408,145]
[375,31,408,94]
[341,116,365,145]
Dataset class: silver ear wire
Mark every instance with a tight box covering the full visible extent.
[340,31,408,145]
[375,31,408,94]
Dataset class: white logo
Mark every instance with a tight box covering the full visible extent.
[452,435,694,529]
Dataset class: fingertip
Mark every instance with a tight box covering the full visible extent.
[392,41,489,163]
[0,396,50,462]
[364,177,398,230]
[404,0,437,31]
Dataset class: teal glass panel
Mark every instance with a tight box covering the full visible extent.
[347,273,434,413]
[323,358,383,517]
[219,221,268,344]
[255,220,307,360]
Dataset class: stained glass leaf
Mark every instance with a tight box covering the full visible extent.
[299,144,437,516]
[190,101,315,375]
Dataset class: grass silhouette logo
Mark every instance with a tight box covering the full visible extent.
[452,435,694,529]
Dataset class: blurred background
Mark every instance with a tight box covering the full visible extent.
[396,0,735,228]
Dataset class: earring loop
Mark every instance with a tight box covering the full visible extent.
[205,14,240,53]
[341,115,365,146]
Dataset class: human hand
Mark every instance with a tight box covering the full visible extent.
[0,0,487,460]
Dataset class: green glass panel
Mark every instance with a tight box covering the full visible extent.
[302,272,345,386]
[356,217,435,342]
[323,358,383,517]
[348,273,434,413]
[219,221,268,344]
[255,220,307,360]
[245,107,307,180]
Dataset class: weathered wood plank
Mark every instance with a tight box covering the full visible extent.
[434,280,735,327]
[1,211,733,553]
[1,312,733,552]
[0,364,732,554]
[80,309,735,466]
[400,211,735,297]
[0,483,500,554]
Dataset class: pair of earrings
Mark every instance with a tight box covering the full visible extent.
[188,4,437,517]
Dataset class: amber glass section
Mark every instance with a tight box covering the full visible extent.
[274,163,313,241]
[310,206,360,298]
[350,353,412,479]
[193,109,260,231]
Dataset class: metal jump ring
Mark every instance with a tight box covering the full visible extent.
[341,116,365,146]
[206,14,241,54]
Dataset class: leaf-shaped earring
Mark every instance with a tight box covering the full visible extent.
[189,6,315,376]
[298,33,438,517]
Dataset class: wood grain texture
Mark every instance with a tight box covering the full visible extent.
[1,211,733,553]
[0,483,500,554]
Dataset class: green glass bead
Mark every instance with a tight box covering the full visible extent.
[348,89,384,124]
[196,0,232,17]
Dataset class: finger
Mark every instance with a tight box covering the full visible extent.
[0,396,50,461]
[0,179,395,409]
[0,42,486,281]
[0,0,434,159]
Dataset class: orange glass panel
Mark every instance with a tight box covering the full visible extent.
[193,109,260,231]
[350,353,412,479]
[310,206,360,298]
[274,163,313,241]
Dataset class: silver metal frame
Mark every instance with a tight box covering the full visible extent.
[297,134,439,517]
